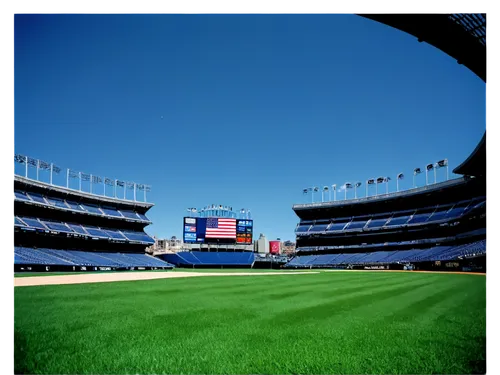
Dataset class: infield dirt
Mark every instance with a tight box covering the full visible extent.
[14,270,319,287]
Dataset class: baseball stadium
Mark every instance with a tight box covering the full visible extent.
[14,14,486,375]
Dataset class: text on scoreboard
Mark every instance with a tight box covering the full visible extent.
[183,217,253,244]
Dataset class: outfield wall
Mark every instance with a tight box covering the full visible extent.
[15,264,172,273]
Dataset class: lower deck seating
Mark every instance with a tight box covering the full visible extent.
[14,247,174,268]
[286,240,485,267]
[162,251,255,266]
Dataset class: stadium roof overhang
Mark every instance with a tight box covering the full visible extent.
[14,175,155,209]
[453,133,486,177]
[356,8,488,82]
[293,176,486,221]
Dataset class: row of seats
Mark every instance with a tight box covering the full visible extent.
[285,240,486,267]
[162,251,255,266]
[15,190,150,222]
[296,199,485,235]
[295,229,486,252]
[14,247,173,268]
[15,216,154,244]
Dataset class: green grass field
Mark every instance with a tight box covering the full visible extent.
[14,271,486,374]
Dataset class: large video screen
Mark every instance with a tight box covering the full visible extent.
[183,217,253,244]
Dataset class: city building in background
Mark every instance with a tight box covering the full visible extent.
[254,233,269,254]
[147,236,183,255]
[281,241,297,256]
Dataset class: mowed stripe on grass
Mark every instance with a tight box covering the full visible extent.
[14,272,486,374]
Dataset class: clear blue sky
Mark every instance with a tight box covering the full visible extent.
[14,14,485,241]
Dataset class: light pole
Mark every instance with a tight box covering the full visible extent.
[354,182,361,199]
[366,179,374,197]
[396,173,404,192]
[312,187,319,203]
[384,177,391,194]
[332,184,337,201]
[303,188,309,203]
[436,159,449,181]
[322,186,329,202]
[375,177,384,195]
[426,163,434,185]
[413,168,421,188]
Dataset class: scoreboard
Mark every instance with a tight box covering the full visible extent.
[183,217,253,244]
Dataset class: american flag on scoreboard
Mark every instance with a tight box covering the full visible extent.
[206,218,236,238]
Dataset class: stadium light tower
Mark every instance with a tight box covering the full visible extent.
[332,184,337,201]
[313,186,319,202]
[303,187,314,203]
[435,159,449,181]
[366,178,375,197]
[426,163,434,185]
[375,177,384,195]
[354,182,362,199]
[344,183,353,200]
[384,177,391,194]
[413,168,422,188]
[303,188,309,203]
[396,173,404,192]
[322,186,329,202]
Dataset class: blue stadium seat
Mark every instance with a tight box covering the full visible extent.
[15,247,74,266]
[42,221,74,233]
[14,217,25,227]
[327,222,348,231]
[163,251,254,266]
[45,197,70,209]
[27,192,48,205]
[295,224,311,233]
[103,229,127,240]
[180,252,203,264]
[122,231,155,244]
[427,210,449,222]
[67,224,88,235]
[14,248,174,268]
[14,191,31,202]
[101,207,124,217]
[365,218,389,229]
[344,220,368,231]
[83,226,109,238]
[385,216,410,227]
[463,200,485,215]
[407,213,431,225]
[444,202,469,219]
[136,213,150,222]
[66,201,85,211]
[309,224,329,233]
[81,204,104,215]
[19,217,47,230]
[120,210,141,220]
[285,241,485,268]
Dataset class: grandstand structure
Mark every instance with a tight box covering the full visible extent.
[159,209,256,268]
[14,157,174,272]
[287,14,487,272]
[289,174,485,271]
[359,14,486,82]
